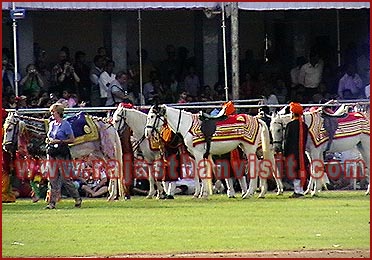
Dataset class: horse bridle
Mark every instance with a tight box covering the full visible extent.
[271,120,285,148]
[113,108,129,136]
[113,107,148,154]
[145,106,167,136]
[145,106,182,136]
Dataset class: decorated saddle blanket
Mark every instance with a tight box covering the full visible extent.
[308,112,370,147]
[45,112,99,146]
[66,113,99,146]
[190,114,259,146]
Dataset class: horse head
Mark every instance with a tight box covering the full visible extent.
[145,104,166,139]
[270,113,285,153]
[111,103,131,135]
[2,112,19,154]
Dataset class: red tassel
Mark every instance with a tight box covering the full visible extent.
[298,116,306,187]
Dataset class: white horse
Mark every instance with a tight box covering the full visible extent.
[2,112,124,199]
[270,109,370,196]
[111,104,165,199]
[145,104,277,198]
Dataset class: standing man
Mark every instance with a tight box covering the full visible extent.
[283,102,308,198]
[98,60,116,106]
[90,55,105,107]
[45,103,82,209]
[298,51,324,101]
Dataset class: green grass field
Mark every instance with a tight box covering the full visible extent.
[2,191,370,257]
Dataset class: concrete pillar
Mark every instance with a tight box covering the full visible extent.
[111,13,127,72]
[231,2,239,100]
[17,14,34,76]
[202,17,219,89]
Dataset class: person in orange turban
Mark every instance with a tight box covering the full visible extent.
[289,102,303,115]
[284,102,308,198]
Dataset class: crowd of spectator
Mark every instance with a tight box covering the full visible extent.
[2,41,370,115]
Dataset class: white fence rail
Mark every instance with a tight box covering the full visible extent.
[4,99,370,115]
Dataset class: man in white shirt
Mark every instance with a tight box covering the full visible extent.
[298,52,324,100]
[106,71,133,106]
[337,63,364,99]
[98,60,116,106]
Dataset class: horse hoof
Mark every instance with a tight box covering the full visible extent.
[365,191,370,196]
[198,193,209,199]
[242,192,253,199]
[258,195,265,199]
[276,190,284,196]
[310,192,319,197]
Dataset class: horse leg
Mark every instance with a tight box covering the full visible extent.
[146,170,156,199]
[272,163,284,195]
[225,178,236,198]
[311,179,323,197]
[107,179,118,201]
[199,179,210,199]
[198,158,211,199]
[238,176,248,198]
[243,160,257,199]
[155,180,165,199]
[304,176,313,195]
[258,177,268,198]
[357,142,370,195]
[193,177,201,198]
[310,153,325,197]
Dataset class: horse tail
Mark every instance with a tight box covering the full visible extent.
[258,119,275,173]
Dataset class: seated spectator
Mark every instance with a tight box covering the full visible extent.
[273,78,288,104]
[239,72,255,99]
[164,70,180,103]
[80,171,108,198]
[183,66,200,98]
[213,81,227,101]
[177,91,187,103]
[62,89,78,108]
[3,92,17,109]
[337,63,364,99]
[15,95,28,109]
[260,85,279,113]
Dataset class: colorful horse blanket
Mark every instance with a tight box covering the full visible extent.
[308,112,370,147]
[44,112,99,146]
[190,114,259,146]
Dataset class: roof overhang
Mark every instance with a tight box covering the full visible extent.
[2,2,369,11]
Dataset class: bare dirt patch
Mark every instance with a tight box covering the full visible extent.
[114,249,370,258]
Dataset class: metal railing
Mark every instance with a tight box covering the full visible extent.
[4,99,370,115]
